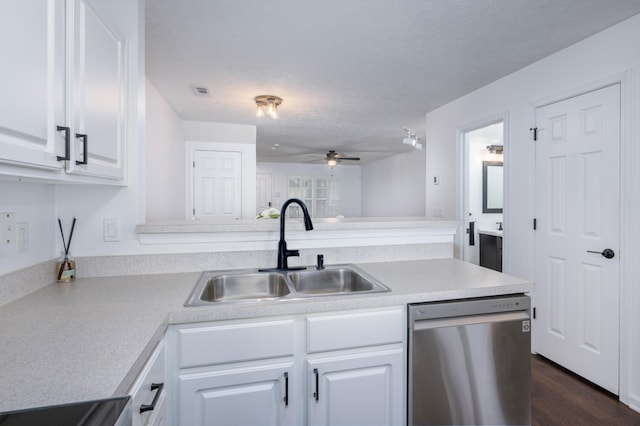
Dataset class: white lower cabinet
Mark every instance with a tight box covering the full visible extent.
[307,348,404,426]
[167,307,405,426]
[129,341,166,426]
[179,361,295,426]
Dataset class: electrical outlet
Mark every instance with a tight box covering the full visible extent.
[433,207,444,218]
[1,212,15,245]
[16,222,28,251]
[433,175,440,185]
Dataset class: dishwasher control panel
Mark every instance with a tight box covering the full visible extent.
[409,294,530,322]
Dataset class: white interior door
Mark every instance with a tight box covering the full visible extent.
[193,150,242,219]
[256,173,274,213]
[534,84,620,394]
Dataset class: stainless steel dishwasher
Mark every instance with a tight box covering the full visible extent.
[408,294,531,425]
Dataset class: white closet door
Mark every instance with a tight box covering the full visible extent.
[534,84,620,394]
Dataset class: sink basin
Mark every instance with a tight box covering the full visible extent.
[184,265,389,306]
[189,272,290,305]
[288,267,390,296]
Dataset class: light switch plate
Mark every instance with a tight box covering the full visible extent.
[16,222,28,251]
[103,218,120,242]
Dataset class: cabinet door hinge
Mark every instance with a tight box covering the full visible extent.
[192,208,195,215]
[529,127,538,141]
[533,218,537,230]
[193,161,195,168]
[533,307,536,319]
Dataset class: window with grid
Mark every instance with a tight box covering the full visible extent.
[287,176,339,218]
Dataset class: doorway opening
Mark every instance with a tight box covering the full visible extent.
[461,120,504,269]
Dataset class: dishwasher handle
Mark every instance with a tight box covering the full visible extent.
[412,311,529,331]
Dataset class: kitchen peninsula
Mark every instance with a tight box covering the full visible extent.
[0,257,532,423]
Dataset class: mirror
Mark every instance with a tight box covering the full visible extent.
[482,161,503,213]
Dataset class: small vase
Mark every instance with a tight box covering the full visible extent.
[56,256,76,282]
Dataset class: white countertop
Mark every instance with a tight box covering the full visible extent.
[0,258,531,412]
[478,228,504,237]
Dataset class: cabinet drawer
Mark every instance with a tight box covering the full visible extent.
[130,341,165,426]
[307,308,404,353]
[179,319,295,368]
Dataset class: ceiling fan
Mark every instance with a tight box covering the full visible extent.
[317,150,360,168]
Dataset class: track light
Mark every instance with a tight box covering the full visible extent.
[402,128,423,150]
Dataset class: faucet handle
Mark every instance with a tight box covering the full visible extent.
[496,221,503,231]
[287,249,300,258]
[316,254,325,270]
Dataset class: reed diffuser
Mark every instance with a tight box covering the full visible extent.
[56,217,77,282]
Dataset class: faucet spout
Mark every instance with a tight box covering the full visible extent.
[274,198,313,270]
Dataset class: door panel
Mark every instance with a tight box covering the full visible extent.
[70,0,124,178]
[0,0,65,169]
[193,150,242,219]
[534,84,620,394]
[179,362,294,426]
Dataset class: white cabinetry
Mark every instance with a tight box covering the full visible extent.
[66,0,125,180]
[129,341,166,426]
[305,309,405,426]
[307,349,403,426]
[172,318,297,426]
[0,1,66,173]
[0,0,126,183]
[168,307,405,425]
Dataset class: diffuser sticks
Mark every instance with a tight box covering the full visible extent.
[56,217,76,282]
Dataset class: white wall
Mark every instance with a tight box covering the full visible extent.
[145,80,185,221]
[424,14,640,410]
[0,182,56,274]
[361,149,425,217]
[257,162,362,217]
[145,82,258,221]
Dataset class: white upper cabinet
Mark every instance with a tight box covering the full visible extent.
[0,1,66,173]
[67,0,125,180]
[0,0,128,183]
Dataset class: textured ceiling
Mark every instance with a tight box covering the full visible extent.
[145,0,640,164]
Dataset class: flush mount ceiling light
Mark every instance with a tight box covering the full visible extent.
[402,128,423,150]
[255,95,282,119]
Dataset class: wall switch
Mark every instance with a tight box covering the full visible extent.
[0,212,15,245]
[103,219,120,242]
[16,222,28,251]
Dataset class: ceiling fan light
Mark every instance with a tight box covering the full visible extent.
[327,158,337,168]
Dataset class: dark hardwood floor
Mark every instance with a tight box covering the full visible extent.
[532,355,640,425]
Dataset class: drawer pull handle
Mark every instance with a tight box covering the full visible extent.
[313,368,319,402]
[139,382,163,413]
[56,126,70,161]
[75,133,88,165]
[283,372,289,406]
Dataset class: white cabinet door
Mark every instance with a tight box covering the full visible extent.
[307,348,404,426]
[0,0,66,172]
[68,0,125,180]
[178,362,295,426]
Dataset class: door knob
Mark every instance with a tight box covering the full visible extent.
[586,248,615,259]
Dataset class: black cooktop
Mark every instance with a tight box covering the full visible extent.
[0,396,130,426]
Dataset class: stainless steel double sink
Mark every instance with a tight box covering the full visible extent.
[185,264,390,306]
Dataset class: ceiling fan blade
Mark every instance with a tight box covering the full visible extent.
[336,156,360,161]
